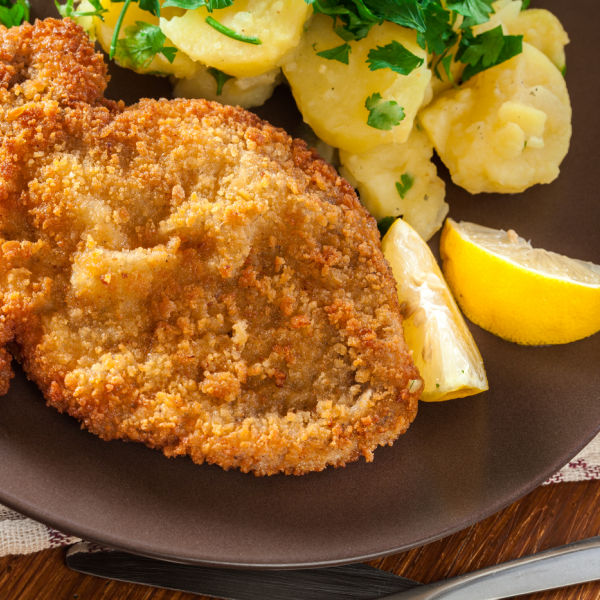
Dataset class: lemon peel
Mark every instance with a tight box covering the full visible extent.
[440,219,600,345]
[382,218,488,402]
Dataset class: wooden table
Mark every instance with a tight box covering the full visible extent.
[1,481,599,600]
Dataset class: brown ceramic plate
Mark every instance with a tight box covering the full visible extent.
[0,0,598,568]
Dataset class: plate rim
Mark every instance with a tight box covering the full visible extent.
[1,425,598,569]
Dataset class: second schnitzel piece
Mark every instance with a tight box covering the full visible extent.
[0,19,422,475]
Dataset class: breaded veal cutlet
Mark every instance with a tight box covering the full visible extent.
[0,18,422,475]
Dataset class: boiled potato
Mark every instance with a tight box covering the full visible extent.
[160,0,311,78]
[504,9,569,71]
[419,43,571,194]
[474,1,569,71]
[173,66,281,108]
[427,50,463,100]
[71,0,96,38]
[472,0,522,34]
[283,15,431,154]
[428,0,521,99]
[429,0,568,100]
[93,0,196,77]
[340,128,447,241]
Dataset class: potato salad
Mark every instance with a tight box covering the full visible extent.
[58,0,571,241]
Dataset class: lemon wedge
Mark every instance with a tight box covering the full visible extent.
[440,219,600,345]
[382,218,488,402]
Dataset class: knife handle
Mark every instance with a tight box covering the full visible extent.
[381,536,600,600]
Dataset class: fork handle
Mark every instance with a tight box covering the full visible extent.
[381,536,600,600]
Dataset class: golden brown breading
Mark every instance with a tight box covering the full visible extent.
[0,19,422,475]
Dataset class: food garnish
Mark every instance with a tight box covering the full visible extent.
[204,15,262,45]
[382,218,488,402]
[114,21,177,68]
[440,219,600,345]
[0,0,29,27]
[365,92,405,130]
[305,0,523,82]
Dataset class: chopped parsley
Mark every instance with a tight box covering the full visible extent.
[0,0,29,27]
[365,92,405,130]
[304,0,525,85]
[115,21,177,68]
[456,26,522,81]
[395,173,414,198]
[163,0,234,9]
[446,0,495,28]
[208,66,234,94]
[417,1,458,55]
[317,43,351,64]
[367,40,423,75]
[137,0,160,16]
[205,15,262,44]
[377,216,396,237]
[56,0,106,19]
[108,0,165,60]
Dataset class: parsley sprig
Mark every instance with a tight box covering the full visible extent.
[367,40,423,75]
[204,15,261,44]
[316,42,351,64]
[395,172,414,198]
[305,0,523,84]
[55,0,106,20]
[162,0,234,10]
[365,92,405,130]
[208,66,233,94]
[0,0,29,28]
[115,21,177,68]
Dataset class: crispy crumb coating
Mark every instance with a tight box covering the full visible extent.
[0,19,421,475]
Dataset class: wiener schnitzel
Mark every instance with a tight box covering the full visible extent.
[0,18,422,475]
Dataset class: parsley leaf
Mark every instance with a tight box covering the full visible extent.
[365,92,405,130]
[205,15,262,44]
[377,216,396,237]
[521,0,531,8]
[446,0,495,28]
[373,0,425,32]
[137,0,160,17]
[115,21,177,69]
[367,40,423,75]
[162,0,234,11]
[395,173,414,198]
[55,0,106,19]
[457,26,523,81]
[208,67,233,94]
[110,0,132,58]
[0,0,29,27]
[306,0,379,42]
[418,0,457,55]
[303,0,522,81]
[316,43,351,64]
[437,52,454,82]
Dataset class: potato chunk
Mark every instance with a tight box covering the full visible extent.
[173,66,281,108]
[472,0,522,35]
[93,0,196,77]
[340,128,447,241]
[504,8,569,71]
[419,43,571,194]
[160,0,311,78]
[283,15,431,154]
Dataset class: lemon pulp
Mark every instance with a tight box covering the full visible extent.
[440,218,600,345]
[382,218,488,402]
